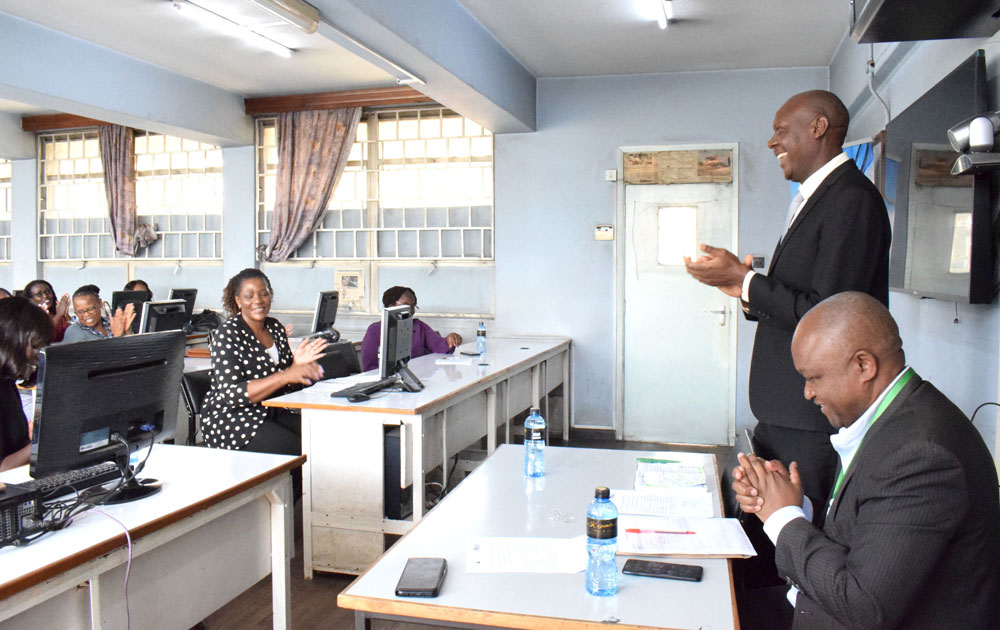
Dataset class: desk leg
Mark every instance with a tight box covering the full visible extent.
[267,477,292,630]
[354,611,372,630]
[503,379,511,444]
[302,411,314,579]
[88,576,102,629]
[441,408,449,490]
[531,365,540,408]
[541,360,549,434]
[412,416,424,521]
[562,349,570,442]
[486,385,497,454]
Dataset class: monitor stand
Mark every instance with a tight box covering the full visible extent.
[397,365,424,392]
[81,473,162,505]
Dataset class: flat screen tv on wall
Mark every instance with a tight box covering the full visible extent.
[884,49,998,304]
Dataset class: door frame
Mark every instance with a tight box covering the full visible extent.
[613,142,740,442]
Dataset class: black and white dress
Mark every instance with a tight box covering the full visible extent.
[201,315,297,449]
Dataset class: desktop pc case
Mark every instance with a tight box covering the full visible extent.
[0,484,41,546]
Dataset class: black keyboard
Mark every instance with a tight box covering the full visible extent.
[16,461,122,498]
[329,376,399,398]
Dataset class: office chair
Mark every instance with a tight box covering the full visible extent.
[180,369,213,446]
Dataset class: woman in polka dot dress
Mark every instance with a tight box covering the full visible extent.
[201,268,328,454]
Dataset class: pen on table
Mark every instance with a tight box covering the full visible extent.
[624,528,696,535]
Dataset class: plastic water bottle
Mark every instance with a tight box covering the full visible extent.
[476,321,487,355]
[523,407,545,477]
[585,486,618,596]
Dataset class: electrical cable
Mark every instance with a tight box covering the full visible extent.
[867,44,891,127]
[970,401,999,426]
[90,510,134,630]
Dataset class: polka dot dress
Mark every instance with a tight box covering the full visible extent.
[201,315,294,449]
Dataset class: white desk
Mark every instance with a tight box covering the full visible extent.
[265,336,570,576]
[339,445,737,630]
[0,445,303,630]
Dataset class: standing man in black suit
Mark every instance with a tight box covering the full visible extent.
[733,292,1000,629]
[685,90,891,511]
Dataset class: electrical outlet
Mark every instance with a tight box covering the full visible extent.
[595,225,614,241]
[605,169,618,181]
[752,256,765,268]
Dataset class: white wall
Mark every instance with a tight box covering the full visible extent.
[831,34,1000,459]
[495,67,828,430]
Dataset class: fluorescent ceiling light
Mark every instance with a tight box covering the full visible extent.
[246,0,319,34]
[658,0,673,29]
[173,0,294,58]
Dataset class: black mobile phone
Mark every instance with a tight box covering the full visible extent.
[621,559,703,582]
[395,557,448,597]
[460,351,480,356]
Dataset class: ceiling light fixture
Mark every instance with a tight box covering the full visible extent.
[658,0,674,29]
[245,0,319,34]
[173,0,294,58]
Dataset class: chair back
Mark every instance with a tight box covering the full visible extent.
[721,428,757,520]
[180,369,213,445]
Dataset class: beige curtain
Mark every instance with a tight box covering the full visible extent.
[98,124,140,255]
[258,107,362,262]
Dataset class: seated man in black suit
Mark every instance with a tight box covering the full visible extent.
[733,292,999,629]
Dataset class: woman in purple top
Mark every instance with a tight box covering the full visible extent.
[361,286,463,372]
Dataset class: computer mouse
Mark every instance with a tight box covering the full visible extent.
[347,393,370,403]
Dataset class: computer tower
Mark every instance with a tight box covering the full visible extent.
[383,426,412,520]
[1,483,41,545]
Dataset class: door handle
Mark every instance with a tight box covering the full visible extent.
[708,307,726,326]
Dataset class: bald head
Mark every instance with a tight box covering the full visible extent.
[791,292,905,429]
[792,90,849,145]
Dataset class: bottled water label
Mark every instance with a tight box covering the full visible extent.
[526,429,543,441]
[587,517,617,539]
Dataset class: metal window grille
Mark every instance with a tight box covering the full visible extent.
[37,129,223,260]
[255,107,494,260]
[0,159,10,261]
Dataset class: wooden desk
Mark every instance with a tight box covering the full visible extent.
[0,445,303,630]
[339,445,737,630]
[265,337,570,576]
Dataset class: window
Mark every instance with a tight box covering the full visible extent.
[0,159,10,261]
[37,129,223,260]
[256,107,494,260]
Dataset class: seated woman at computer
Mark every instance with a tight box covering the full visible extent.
[24,279,70,343]
[361,286,463,372]
[123,279,153,300]
[201,268,328,455]
[0,297,54,471]
[62,285,136,344]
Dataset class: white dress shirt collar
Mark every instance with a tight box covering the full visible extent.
[797,151,850,205]
[829,365,911,477]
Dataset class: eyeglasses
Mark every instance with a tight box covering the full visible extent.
[75,305,102,317]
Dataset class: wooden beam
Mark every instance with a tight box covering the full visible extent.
[21,113,110,132]
[244,86,432,116]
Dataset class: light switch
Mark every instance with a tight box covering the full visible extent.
[595,225,614,241]
[605,169,618,181]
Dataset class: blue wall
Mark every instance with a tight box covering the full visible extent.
[495,67,828,429]
[831,36,1000,459]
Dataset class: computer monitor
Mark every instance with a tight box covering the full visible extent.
[139,299,189,334]
[168,288,198,321]
[311,290,340,335]
[316,340,360,381]
[111,290,150,334]
[378,304,424,392]
[30,331,186,503]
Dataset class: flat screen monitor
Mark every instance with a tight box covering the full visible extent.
[378,304,423,392]
[168,288,198,320]
[311,290,340,334]
[139,299,189,334]
[30,331,186,503]
[111,290,150,334]
[885,49,997,303]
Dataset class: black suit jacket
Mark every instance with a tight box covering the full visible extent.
[748,160,891,432]
[776,375,1000,629]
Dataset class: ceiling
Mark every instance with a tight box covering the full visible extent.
[0,0,850,116]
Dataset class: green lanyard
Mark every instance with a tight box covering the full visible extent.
[827,368,914,511]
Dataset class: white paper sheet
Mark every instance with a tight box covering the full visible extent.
[634,459,707,491]
[617,515,756,558]
[466,536,587,573]
[610,488,714,518]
